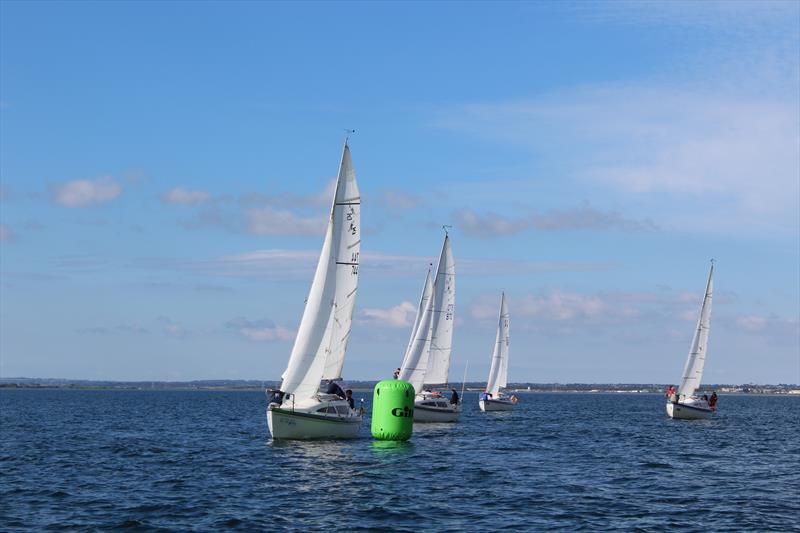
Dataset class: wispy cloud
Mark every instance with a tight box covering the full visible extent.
[157,316,186,338]
[171,181,332,236]
[357,301,417,328]
[453,205,657,238]
[162,187,211,205]
[77,323,150,335]
[453,209,530,238]
[0,224,14,242]
[225,317,295,342]
[240,180,335,209]
[437,83,799,236]
[244,206,326,236]
[50,176,122,208]
[379,190,423,210]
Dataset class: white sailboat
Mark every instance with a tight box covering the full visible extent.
[479,292,516,412]
[266,142,363,439]
[398,232,461,423]
[666,261,716,420]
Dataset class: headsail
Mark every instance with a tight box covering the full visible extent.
[677,262,714,399]
[485,292,510,396]
[424,233,455,387]
[402,269,432,364]
[399,271,434,393]
[279,144,361,400]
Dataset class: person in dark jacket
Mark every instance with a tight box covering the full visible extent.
[345,389,355,409]
[450,388,459,405]
[326,380,345,398]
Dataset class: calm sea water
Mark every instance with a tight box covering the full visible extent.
[1,390,798,532]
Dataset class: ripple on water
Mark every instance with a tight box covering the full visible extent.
[1,390,799,532]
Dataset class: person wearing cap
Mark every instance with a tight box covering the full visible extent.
[393,368,401,380]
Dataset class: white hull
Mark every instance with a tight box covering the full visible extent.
[413,402,461,423]
[666,401,713,420]
[267,405,362,439]
[479,398,514,412]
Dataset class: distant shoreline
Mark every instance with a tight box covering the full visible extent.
[1,379,797,395]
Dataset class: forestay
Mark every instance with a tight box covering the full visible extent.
[677,262,714,399]
[424,234,455,387]
[279,144,361,401]
[398,271,434,393]
[485,292,510,397]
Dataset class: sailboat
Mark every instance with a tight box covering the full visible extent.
[666,261,715,420]
[479,292,516,412]
[398,232,461,423]
[266,142,363,439]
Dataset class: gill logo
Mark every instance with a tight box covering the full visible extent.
[391,406,413,418]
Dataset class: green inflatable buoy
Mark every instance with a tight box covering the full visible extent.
[371,380,415,441]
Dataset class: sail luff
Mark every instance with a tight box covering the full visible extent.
[279,143,360,399]
[423,234,455,387]
[677,263,714,399]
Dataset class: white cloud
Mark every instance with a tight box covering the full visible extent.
[157,316,186,338]
[244,206,327,236]
[470,290,606,322]
[51,176,122,208]
[186,249,614,280]
[453,209,530,238]
[357,301,417,328]
[226,317,295,342]
[162,187,211,205]
[380,190,423,210]
[453,205,657,238]
[437,82,798,237]
[736,314,769,332]
[240,180,336,209]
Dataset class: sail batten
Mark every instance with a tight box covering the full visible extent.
[279,144,361,398]
[677,263,714,399]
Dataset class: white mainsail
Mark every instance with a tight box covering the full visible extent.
[677,262,714,399]
[279,144,361,400]
[423,234,455,387]
[485,292,510,397]
[399,271,434,393]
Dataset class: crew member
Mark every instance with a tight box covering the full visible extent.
[345,389,355,409]
[326,380,345,398]
[709,391,718,410]
[450,388,459,405]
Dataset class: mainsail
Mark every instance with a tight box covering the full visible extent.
[279,144,361,400]
[399,271,434,393]
[677,262,714,399]
[424,234,455,387]
[485,292,510,397]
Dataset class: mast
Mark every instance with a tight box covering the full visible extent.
[423,230,455,387]
[279,143,361,400]
[485,292,510,396]
[677,261,714,399]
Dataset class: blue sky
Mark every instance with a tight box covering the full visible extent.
[1,1,798,384]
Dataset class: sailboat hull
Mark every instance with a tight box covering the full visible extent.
[413,402,461,423]
[666,401,713,420]
[267,406,362,439]
[479,398,514,412]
